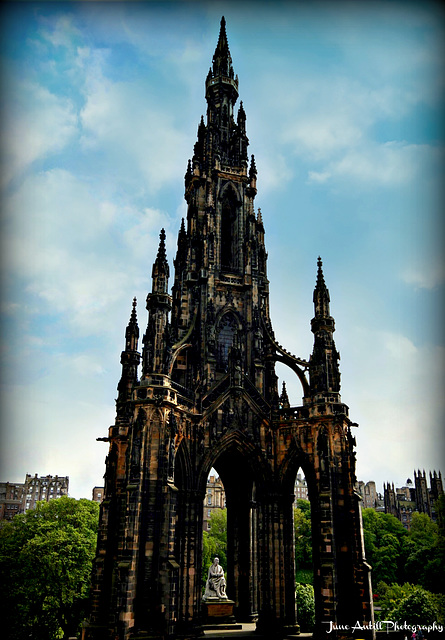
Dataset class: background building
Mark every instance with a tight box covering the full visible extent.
[0,481,26,521]
[357,470,443,530]
[23,474,69,511]
[203,474,226,531]
[357,480,378,510]
[294,473,308,501]
[0,473,70,521]
[92,486,104,503]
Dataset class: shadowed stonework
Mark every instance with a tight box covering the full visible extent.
[83,17,374,640]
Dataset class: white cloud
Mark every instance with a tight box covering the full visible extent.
[341,328,445,486]
[71,354,107,377]
[1,80,78,187]
[305,141,439,187]
[78,47,190,193]
[2,169,146,334]
[307,170,331,184]
[39,14,82,49]
[0,379,115,498]
[329,141,419,186]
[402,262,445,290]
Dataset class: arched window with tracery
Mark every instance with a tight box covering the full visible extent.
[217,314,238,371]
[220,188,238,272]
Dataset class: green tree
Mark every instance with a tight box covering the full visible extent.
[403,510,443,593]
[372,581,416,622]
[362,509,408,585]
[409,512,439,546]
[295,583,315,632]
[389,588,439,625]
[294,499,312,584]
[202,509,227,589]
[0,496,99,640]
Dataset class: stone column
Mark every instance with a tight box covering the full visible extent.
[255,489,298,637]
[174,488,204,637]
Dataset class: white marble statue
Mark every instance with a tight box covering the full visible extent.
[203,557,228,600]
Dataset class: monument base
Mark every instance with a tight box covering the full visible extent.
[201,599,240,629]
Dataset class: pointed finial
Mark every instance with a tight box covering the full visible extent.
[249,154,257,179]
[128,297,138,325]
[156,228,167,262]
[316,256,326,288]
[257,207,263,225]
[124,296,139,350]
[198,115,206,136]
[280,381,290,408]
[185,158,192,183]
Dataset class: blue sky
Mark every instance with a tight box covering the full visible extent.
[1,1,444,499]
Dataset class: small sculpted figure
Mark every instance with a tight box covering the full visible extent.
[203,557,228,600]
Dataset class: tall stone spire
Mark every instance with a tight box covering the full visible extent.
[117,297,140,409]
[309,257,340,396]
[151,228,169,295]
[143,229,172,376]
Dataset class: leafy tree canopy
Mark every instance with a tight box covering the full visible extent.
[389,587,439,625]
[362,508,444,591]
[294,500,312,577]
[0,496,99,640]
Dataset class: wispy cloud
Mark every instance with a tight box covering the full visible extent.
[1,79,78,188]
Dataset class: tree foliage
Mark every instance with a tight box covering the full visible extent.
[389,588,439,625]
[362,507,444,592]
[202,509,227,589]
[295,582,315,632]
[0,496,99,640]
[294,499,312,581]
[374,581,443,624]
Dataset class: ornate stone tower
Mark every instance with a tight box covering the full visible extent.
[83,17,374,640]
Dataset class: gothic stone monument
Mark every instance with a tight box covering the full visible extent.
[83,17,374,640]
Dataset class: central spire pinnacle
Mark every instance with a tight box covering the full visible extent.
[212,16,233,78]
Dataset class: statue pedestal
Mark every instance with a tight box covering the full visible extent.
[201,599,241,630]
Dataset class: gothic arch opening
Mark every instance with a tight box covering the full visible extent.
[202,470,227,598]
[209,447,255,621]
[197,432,271,624]
[280,447,320,634]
